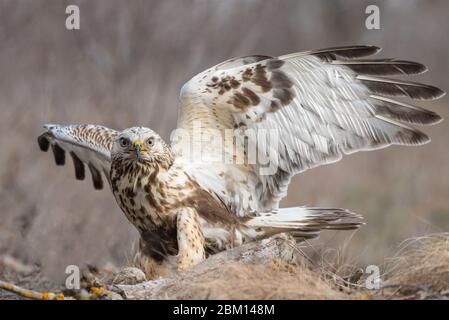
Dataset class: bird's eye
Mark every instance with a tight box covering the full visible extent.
[119,137,129,148]
[147,137,154,147]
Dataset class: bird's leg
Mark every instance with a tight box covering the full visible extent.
[176,207,205,271]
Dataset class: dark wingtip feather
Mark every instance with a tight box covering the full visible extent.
[392,60,428,74]
[37,134,50,152]
[437,89,447,99]
[337,45,381,58]
[313,45,381,59]
[337,59,428,75]
[88,163,103,190]
[359,76,446,100]
[70,151,85,180]
[370,96,443,125]
[381,106,442,125]
[51,143,65,166]
[375,115,432,146]
[398,128,430,145]
[406,83,445,100]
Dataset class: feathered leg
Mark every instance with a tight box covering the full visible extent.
[176,207,206,270]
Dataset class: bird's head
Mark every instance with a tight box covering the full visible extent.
[111,127,173,168]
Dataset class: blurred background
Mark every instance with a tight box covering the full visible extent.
[0,0,448,282]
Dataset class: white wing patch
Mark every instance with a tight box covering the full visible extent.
[175,45,445,216]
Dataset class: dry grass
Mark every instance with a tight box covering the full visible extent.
[379,233,449,299]
[140,233,449,300]
[161,260,345,300]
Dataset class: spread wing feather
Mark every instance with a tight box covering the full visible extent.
[37,124,119,189]
[175,45,445,215]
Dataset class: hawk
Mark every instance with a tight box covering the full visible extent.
[38,45,444,275]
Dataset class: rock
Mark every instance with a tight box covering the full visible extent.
[112,267,147,285]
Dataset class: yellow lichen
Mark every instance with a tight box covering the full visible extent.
[41,292,51,300]
[55,294,65,300]
[90,287,104,296]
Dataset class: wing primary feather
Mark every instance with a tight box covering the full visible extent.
[375,115,430,145]
[309,45,381,59]
[88,163,103,190]
[70,151,85,180]
[38,124,118,190]
[357,75,446,100]
[369,95,443,125]
[37,134,50,152]
[332,59,427,75]
[280,45,380,60]
[51,143,65,166]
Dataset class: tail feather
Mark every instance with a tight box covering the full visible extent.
[246,207,363,240]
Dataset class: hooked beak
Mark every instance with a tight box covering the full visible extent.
[134,143,141,158]
[133,139,149,158]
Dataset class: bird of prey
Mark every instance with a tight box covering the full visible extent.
[38,45,445,275]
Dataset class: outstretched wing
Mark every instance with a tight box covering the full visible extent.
[174,45,445,215]
[37,124,119,190]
